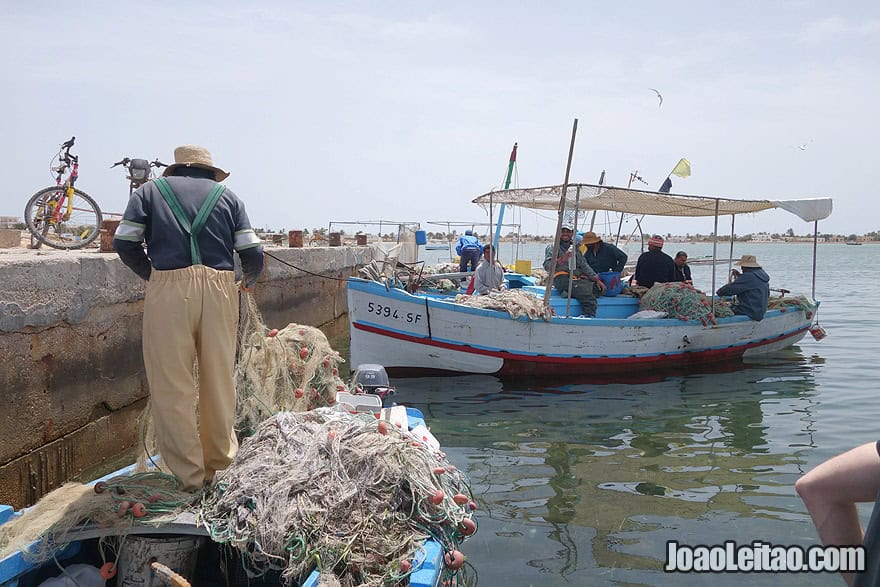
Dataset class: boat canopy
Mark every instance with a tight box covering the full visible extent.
[473,184,833,222]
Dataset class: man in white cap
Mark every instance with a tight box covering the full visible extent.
[632,235,675,288]
[716,254,770,320]
[114,145,264,491]
[543,224,605,316]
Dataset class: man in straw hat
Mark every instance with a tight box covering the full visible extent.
[543,223,606,317]
[114,144,264,491]
[632,235,675,289]
[716,254,770,321]
[579,231,628,274]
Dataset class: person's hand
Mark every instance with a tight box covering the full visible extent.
[559,250,572,262]
[595,278,606,293]
[240,281,255,293]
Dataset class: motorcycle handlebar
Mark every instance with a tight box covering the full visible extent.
[110,158,131,168]
[61,136,75,150]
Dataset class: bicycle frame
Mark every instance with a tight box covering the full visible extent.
[42,145,79,226]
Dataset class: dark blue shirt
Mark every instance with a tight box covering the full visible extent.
[633,249,675,288]
[113,169,264,285]
[716,267,770,321]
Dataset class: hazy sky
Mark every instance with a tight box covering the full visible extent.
[2,1,877,238]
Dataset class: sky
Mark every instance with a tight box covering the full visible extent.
[2,1,878,238]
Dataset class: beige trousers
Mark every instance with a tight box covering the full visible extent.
[143,265,239,491]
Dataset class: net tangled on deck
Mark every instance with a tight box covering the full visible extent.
[639,282,735,325]
[199,409,476,586]
[454,289,553,321]
[235,294,348,437]
[768,295,817,316]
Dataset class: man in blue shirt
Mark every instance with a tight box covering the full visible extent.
[716,254,770,320]
[114,145,263,491]
[456,229,483,272]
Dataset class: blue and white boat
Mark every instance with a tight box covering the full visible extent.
[348,184,832,377]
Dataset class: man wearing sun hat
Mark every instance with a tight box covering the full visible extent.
[114,144,264,491]
[716,254,770,321]
[632,235,675,288]
[580,231,628,274]
[543,223,606,316]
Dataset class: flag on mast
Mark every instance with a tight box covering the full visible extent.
[658,177,673,193]
[671,158,691,178]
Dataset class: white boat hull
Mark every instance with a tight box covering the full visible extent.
[347,279,812,376]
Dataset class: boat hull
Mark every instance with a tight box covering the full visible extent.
[347,278,812,376]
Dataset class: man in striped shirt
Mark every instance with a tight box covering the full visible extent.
[114,145,263,491]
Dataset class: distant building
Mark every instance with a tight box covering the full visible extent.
[0,216,20,229]
[750,232,775,242]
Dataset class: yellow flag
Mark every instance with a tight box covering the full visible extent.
[671,158,691,178]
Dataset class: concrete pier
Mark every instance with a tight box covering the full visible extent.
[0,246,371,508]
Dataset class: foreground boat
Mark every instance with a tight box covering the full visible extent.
[349,183,832,377]
[0,407,450,587]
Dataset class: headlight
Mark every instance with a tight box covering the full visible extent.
[129,159,150,181]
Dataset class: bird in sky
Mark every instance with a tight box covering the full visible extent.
[796,139,813,151]
[649,88,663,108]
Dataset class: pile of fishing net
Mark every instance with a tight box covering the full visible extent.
[234,294,348,437]
[768,295,818,317]
[454,289,553,321]
[0,472,196,567]
[639,282,734,325]
[199,408,476,586]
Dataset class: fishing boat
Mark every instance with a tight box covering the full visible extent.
[0,406,456,587]
[347,183,832,377]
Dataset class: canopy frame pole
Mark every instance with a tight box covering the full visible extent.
[615,171,636,246]
[565,185,583,318]
[811,220,818,299]
[543,119,579,310]
[728,215,736,281]
[710,199,720,315]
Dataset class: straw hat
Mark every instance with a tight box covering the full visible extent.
[647,235,664,248]
[581,231,602,245]
[735,254,762,268]
[163,145,229,182]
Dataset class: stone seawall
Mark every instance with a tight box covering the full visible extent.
[0,246,371,508]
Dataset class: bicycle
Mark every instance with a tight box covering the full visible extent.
[110,157,168,195]
[24,137,103,249]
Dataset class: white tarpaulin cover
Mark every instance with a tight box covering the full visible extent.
[473,184,833,222]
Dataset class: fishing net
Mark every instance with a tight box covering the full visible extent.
[234,293,348,438]
[639,282,735,325]
[454,289,553,321]
[0,473,195,564]
[199,409,476,586]
[2,292,478,585]
[768,295,817,316]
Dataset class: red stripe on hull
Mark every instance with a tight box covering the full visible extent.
[352,322,809,376]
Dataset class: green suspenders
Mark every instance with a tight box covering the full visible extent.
[154,178,226,265]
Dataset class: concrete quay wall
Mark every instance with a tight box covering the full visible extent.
[0,246,370,508]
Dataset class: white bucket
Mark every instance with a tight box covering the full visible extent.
[117,535,204,586]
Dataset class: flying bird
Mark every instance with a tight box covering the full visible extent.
[796,139,813,151]
[649,88,663,108]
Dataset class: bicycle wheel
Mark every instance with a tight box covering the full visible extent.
[25,186,103,250]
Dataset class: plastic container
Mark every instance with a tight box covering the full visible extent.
[514,259,532,275]
[598,271,622,297]
[38,564,105,587]
[415,230,427,245]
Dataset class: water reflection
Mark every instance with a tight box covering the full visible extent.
[388,353,823,586]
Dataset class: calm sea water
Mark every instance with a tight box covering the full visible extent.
[322,242,880,586]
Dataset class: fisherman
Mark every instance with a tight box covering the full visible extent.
[673,250,693,284]
[543,224,606,317]
[472,243,505,295]
[580,231,628,274]
[456,229,483,272]
[113,145,264,491]
[632,235,675,288]
[716,254,770,321]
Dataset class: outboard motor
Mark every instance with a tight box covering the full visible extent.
[351,364,395,402]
